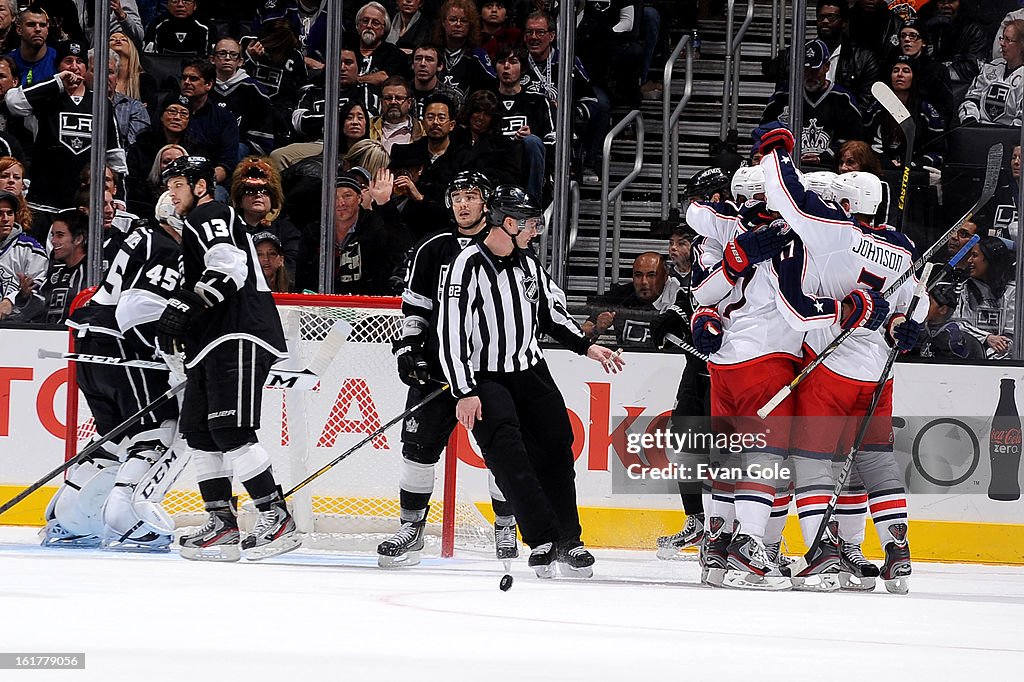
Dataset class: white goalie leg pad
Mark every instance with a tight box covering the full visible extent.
[192,449,231,483]
[399,458,436,495]
[51,453,120,538]
[225,442,272,482]
[103,435,192,543]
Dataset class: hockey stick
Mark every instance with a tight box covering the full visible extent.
[757,143,1002,420]
[0,381,185,516]
[37,318,353,391]
[871,82,916,232]
[797,262,933,569]
[664,332,710,362]
[282,383,450,498]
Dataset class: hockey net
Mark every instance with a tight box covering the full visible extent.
[68,292,493,557]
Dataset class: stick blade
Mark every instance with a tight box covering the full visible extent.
[304,318,353,377]
[870,82,911,124]
[981,143,1003,198]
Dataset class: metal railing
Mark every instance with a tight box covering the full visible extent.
[542,180,579,280]
[719,0,755,142]
[596,110,645,294]
[660,32,694,222]
[770,0,787,59]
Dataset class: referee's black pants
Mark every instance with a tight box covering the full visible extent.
[470,361,582,549]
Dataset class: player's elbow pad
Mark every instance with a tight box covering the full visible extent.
[194,271,240,307]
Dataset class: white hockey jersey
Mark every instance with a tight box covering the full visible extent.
[761,150,925,381]
[959,59,1024,126]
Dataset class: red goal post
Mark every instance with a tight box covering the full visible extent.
[66,291,492,558]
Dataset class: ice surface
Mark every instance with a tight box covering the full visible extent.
[1,526,1022,682]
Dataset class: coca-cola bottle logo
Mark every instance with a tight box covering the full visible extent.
[991,428,1022,447]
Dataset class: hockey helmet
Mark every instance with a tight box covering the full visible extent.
[155,190,185,234]
[830,171,883,216]
[161,156,217,194]
[730,165,765,202]
[489,184,544,233]
[685,167,731,201]
[444,170,493,210]
[802,171,838,201]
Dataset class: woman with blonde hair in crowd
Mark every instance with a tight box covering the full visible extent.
[342,138,390,177]
[0,156,33,231]
[230,156,301,282]
[252,231,292,293]
[109,31,155,109]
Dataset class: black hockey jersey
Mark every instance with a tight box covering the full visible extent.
[144,16,217,56]
[179,200,286,364]
[291,82,381,141]
[494,88,555,144]
[438,47,497,107]
[21,260,86,325]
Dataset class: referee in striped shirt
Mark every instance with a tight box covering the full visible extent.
[438,185,625,577]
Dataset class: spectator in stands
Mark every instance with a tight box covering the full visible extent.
[255,0,330,69]
[230,155,300,282]
[212,37,276,156]
[372,140,448,242]
[864,55,945,170]
[954,236,1016,359]
[583,251,669,347]
[109,30,155,110]
[296,170,411,295]
[892,18,957,120]
[252,230,291,292]
[522,10,606,183]
[143,0,215,56]
[838,139,884,175]
[0,189,46,320]
[9,5,58,87]
[36,1,85,43]
[0,55,26,153]
[127,141,186,215]
[242,17,309,110]
[922,0,987,105]
[914,276,987,360]
[388,0,432,56]
[761,40,863,168]
[812,0,880,111]
[432,0,496,105]
[493,43,552,202]
[410,43,448,119]
[575,0,644,107]
[354,2,411,88]
[0,156,31,229]
[76,0,144,47]
[17,207,86,323]
[339,99,371,154]
[480,0,522,60]
[127,96,190,199]
[6,39,127,219]
[990,145,1020,242]
[179,58,240,193]
[370,75,424,153]
[667,224,694,282]
[341,138,390,178]
[848,0,898,57]
[93,48,150,148]
[449,88,519,186]
[991,3,1024,60]
[960,19,1024,127]
[0,0,18,53]
[930,218,981,268]
[417,93,472,202]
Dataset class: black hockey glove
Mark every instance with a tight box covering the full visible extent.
[650,305,688,349]
[886,314,924,353]
[393,337,430,387]
[156,290,207,356]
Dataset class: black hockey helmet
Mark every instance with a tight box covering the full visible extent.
[444,170,492,209]
[489,184,544,232]
[684,166,731,201]
[161,156,217,194]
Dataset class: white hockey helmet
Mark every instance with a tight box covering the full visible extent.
[155,190,184,234]
[830,171,883,216]
[802,171,838,201]
[730,165,765,202]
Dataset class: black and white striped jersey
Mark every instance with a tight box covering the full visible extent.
[437,242,591,398]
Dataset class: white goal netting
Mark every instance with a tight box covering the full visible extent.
[71,293,493,556]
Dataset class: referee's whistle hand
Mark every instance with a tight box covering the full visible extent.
[588,345,625,374]
[457,396,483,430]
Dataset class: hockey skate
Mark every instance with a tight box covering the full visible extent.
[495,522,519,561]
[241,501,301,561]
[788,523,841,592]
[765,541,797,572]
[881,523,911,595]
[656,513,704,560]
[528,542,557,578]
[557,541,595,578]
[102,526,173,553]
[39,521,102,548]
[377,517,427,568]
[723,534,791,591]
[699,516,731,587]
[839,540,879,592]
[179,500,241,562]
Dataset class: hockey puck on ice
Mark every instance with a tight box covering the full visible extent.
[499,574,513,591]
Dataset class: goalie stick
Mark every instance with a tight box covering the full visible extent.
[0,381,186,516]
[757,142,1003,419]
[37,318,353,392]
[871,82,916,232]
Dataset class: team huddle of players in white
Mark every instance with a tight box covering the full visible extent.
[26,118,947,593]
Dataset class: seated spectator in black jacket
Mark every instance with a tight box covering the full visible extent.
[179,58,239,193]
[493,44,553,202]
[417,93,473,204]
[353,2,412,88]
[863,56,945,170]
[213,37,275,156]
[448,89,520,187]
[144,0,215,56]
[296,170,411,295]
[230,156,300,283]
[892,19,957,121]
[373,140,449,242]
[127,97,190,209]
[241,18,309,112]
[583,251,672,348]
[432,0,496,107]
[921,0,988,104]
[761,40,863,168]
[387,0,433,56]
